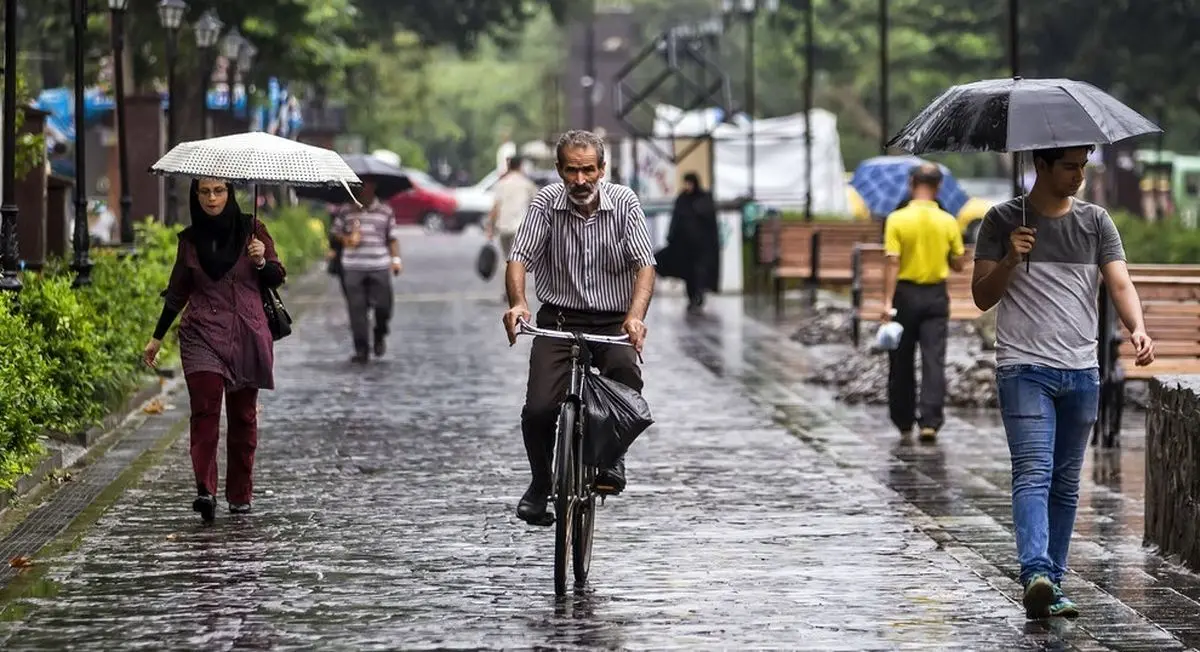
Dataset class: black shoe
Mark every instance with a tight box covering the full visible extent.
[373,333,387,357]
[595,458,626,495]
[192,494,216,523]
[350,349,369,364]
[229,503,251,515]
[516,484,554,526]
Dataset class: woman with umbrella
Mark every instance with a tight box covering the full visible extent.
[144,132,361,523]
[142,178,286,523]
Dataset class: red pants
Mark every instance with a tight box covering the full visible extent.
[185,372,259,504]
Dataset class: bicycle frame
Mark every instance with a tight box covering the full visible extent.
[516,318,632,494]
[515,317,633,595]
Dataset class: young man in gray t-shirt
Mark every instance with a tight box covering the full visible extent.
[972,146,1155,620]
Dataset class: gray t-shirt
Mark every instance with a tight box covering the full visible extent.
[974,197,1126,370]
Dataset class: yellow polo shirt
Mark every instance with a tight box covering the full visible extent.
[883,199,965,284]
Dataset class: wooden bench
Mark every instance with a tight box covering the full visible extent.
[1125,264,1200,278]
[1094,273,1200,447]
[1113,281,1200,380]
[754,220,881,315]
[849,243,980,346]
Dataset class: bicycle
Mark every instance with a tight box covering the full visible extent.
[515,318,633,596]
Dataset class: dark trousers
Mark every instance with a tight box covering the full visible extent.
[521,304,643,490]
[342,268,394,351]
[186,372,259,504]
[685,259,710,308]
[888,281,949,432]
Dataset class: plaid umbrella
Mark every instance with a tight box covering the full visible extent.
[850,155,970,218]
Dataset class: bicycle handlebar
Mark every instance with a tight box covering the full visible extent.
[516,319,633,347]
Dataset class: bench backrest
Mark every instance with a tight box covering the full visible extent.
[1115,276,1200,365]
[854,243,976,305]
[1125,264,1200,278]
[770,222,880,271]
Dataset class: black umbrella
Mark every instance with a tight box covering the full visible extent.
[293,153,412,204]
[887,77,1162,154]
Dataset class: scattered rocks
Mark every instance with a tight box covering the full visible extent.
[788,300,856,346]
[795,309,1147,409]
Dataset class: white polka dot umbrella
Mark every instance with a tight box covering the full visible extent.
[149,132,362,191]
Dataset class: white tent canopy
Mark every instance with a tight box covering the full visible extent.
[633,104,850,216]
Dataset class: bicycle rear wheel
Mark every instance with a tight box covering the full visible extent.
[553,402,578,596]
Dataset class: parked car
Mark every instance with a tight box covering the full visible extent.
[451,169,560,229]
[387,168,459,232]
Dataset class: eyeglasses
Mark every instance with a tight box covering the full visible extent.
[196,187,228,198]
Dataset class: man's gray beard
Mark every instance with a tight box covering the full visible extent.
[567,188,597,206]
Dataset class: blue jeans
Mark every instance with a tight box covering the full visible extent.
[996,364,1099,585]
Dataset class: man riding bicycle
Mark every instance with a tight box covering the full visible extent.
[502,130,657,527]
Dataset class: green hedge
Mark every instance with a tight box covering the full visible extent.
[1113,211,1200,264]
[0,204,328,491]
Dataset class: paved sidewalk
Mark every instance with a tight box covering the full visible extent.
[0,234,1196,650]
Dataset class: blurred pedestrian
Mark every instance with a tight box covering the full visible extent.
[882,163,968,442]
[330,180,403,363]
[971,145,1155,619]
[142,178,286,523]
[667,172,719,312]
[487,155,539,262]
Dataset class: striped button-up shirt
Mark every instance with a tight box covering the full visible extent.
[331,200,397,272]
[509,181,656,314]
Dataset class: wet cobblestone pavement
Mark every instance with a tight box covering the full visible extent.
[1,235,1198,650]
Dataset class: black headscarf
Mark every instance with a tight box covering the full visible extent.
[185,179,253,281]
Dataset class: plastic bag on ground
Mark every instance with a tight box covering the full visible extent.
[581,372,654,468]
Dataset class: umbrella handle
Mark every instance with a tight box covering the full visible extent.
[339,179,363,209]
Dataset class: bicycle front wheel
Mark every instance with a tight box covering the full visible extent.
[572,475,596,583]
[553,402,578,597]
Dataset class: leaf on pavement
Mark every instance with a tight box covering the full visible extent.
[9,556,33,569]
[142,398,165,415]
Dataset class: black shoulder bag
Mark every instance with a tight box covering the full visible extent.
[255,216,293,341]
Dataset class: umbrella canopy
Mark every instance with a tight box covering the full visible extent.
[292,154,414,204]
[887,77,1162,154]
[850,155,970,218]
[149,132,362,188]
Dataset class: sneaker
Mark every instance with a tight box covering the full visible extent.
[1048,583,1080,619]
[1023,573,1055,619]
[229,503,252,515]
[192,494,216,523]
[918,427,938,442]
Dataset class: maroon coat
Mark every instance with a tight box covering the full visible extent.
[164,220,285,391]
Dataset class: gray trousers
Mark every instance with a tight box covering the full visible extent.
[342,268,394,349]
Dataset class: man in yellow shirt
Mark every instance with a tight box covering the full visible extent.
[882,163,969,442]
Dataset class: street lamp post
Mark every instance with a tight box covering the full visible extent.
[722,0,778,203]
[220,27,244,123]
[1009,0,1021,198]
[70,0,93,287]
[879,0,889,154]
[158,0,187,225]
[108,0,134,246]
[804,0,814,222]
[0,0,22,291]
[194,11,223,139]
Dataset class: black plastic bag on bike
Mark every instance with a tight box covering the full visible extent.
[581,372,654,468]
